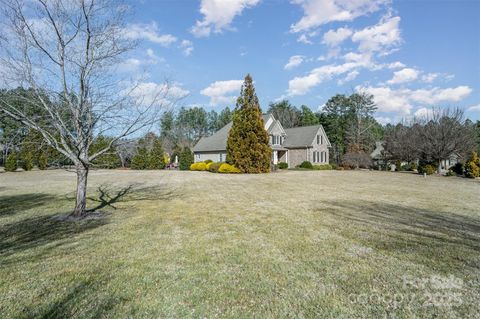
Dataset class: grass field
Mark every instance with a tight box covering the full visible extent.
[0,169,479,318]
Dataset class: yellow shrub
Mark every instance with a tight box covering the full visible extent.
[218,163,241,173]
[206,162,213,170]
[190,162,207,171]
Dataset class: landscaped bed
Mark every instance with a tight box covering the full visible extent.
[0,169,479,318]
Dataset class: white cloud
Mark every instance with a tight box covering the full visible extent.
[357,85,473,115]
[284,55,305,70]
[375,116,392,125]
[200,80,244,105]
[414,107,434,118]
[421,72,439,83]
[322,27,352,47]
[117,58,143,73]
[290,0,387,33]
[297,34,313,44]
[387,68,419,84]
[338,70,359,85]
[351,15,402,55]
[467,104,480,112]
[387,61,405,69]
[191,0,260,37]
[179,40,194,56]
[123,22,177,46]
[126,82,189,106]
[287,61,366,95]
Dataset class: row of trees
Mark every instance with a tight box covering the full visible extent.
[383,108,479,174]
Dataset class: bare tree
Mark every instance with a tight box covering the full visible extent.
[0,0,174,217]
[384,121,420,164]
[415,107,476,174]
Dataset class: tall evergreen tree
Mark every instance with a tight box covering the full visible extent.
[148,137,166,169]
[227,74,271,173]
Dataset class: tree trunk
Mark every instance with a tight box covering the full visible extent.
[72,164,89,217]
[438,159,442,174]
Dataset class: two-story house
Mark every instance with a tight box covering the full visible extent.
[193,114,330,168]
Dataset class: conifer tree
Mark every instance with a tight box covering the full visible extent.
[5,152,17,172]
[227,74,271,173]
[148,138,166,169]
[179,146,193,170]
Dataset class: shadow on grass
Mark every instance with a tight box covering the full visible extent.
[0,184,180,261]
[18,278,125,319]
[0,193,56,217]
[321,200,480,268]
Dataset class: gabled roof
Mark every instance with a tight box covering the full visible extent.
[193,114,271,152]
[283,125,331,148]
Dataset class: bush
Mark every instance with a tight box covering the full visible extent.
[297,161,313,169]
[5,152,18,172]
[205,162,213,170]
[148,139,165,169]
[131,147,148,170]
[465,152,480,178]
[38,153,48,170]
[204,159,213,164]
[313,164,333,170]
[342,152,372,169]
[451,162,464,175]
[410,162,417,171]
[179,147,194,171]
[278,162,288,169]
[330,163,337,170]
[21,151,34,171]
[419,164,436,175]
[208,162,223,173]
[395,160,403,171]
[445,169,455,177]
[190,162,207,171]
[218,163,241,173]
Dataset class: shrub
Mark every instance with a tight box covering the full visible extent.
[410,162,417,171]
[342,152,372,169]
[420,164,436,175]
[395,160,403,171]
[131,147,148,170]
[205,162,213,170]
[190,162,207,171]
[179,147,194,171]
[38,153,48,170]
[204,159,213,164]
[464,151,480,178]
[313,164,333,170]
[218,163,241,173]
[297,161,313,169]
[208,162,223,173]
[445,169,455,177]
[5,152,17,172]
[21,151,34,171]
[278,162,288,169]
[148,139,165,169]
[330,163,337,170]
[451,162,464,175]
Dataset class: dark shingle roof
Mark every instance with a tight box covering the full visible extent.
[193,114,271,152]
[282,125,322,148]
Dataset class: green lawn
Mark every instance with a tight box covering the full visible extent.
[0,169,479,318]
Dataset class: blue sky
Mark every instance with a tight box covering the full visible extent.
[122,0,480,123]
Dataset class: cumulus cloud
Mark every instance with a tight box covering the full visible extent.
[357,85,473,115]
[387,61,405,69]
[290,0,387,33]
[413,107,434,118]
[125,82,190,106]
[123,22,177,46]
[200,80,244,105]
[191,0,260,37]
[117,49,164,73]
[179,40,194,56]
[284,55,305,70]
[351,15,402,55]
[467,104,480,112]
[322,27,352,47]
[338,70,359,85]
[387,68,419,84]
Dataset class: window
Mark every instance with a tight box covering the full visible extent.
[272,135,282,145]
[321,135,323,144]
[320,152,323,163]
[219,153,223,162]
[317,135,320,144]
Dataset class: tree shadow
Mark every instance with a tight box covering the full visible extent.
[319,200,480,269]
[17,277,124,319]
[0,193,56,217]
[0,183,180,262]
[85,183,180,212]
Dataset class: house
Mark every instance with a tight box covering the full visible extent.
[193,114,330,168]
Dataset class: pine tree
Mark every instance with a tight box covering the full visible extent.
[131,138,149,170]
[148,138,165,169]
[179,146,193,170]
[21,151,34,171]
[38,152,48,170]
[226,74,271,173]
[5,152,17,172]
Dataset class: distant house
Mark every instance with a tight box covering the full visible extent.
[193,114,331,168]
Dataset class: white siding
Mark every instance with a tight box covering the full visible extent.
[194,152,226,163]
